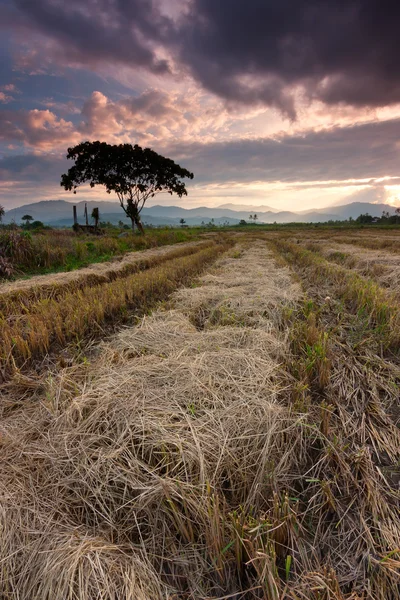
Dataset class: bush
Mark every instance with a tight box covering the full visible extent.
[0,230,34,264]
[0,254,15,279]
[30,220,46,229]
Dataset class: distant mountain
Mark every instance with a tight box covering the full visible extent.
[321,202,396,220]
[3,199,398,226]
[143,205,257,220]
[3,201,249,225]
[3,200,123,225]
[299,202,397,220]
[217,203,277,213]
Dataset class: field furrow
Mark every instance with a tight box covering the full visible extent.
[0,239,211,310]
[1,236,400,599]
[0,239,230,375]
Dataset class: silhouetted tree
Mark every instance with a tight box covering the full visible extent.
[356,213,374,224]
[21,215,33,226]
[0,205,5,223]
[61,141,193,234]
[179,218,186,227]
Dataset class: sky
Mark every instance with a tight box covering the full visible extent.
[1,0,400,212]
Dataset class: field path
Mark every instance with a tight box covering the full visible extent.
[1,240,303,599]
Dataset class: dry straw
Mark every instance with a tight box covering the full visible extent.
[1,239,400,599]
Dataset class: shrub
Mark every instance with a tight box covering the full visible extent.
[0,230,34,264]
[0,254,15,279]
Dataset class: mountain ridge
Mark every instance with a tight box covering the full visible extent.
[2,199,398,226]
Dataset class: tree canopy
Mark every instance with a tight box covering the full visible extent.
[61,141,194,232]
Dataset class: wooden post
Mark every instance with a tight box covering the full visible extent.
[73,205,78,226]
[84,203,89,226]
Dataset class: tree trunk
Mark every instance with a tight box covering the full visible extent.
[135,215,145,234]
[131,218,135,233]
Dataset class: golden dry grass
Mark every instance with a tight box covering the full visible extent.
[0,240,229,373]
[271,237,400,350]
[0,239,211,316]
[302,238,400,297]
[1,235,400,599]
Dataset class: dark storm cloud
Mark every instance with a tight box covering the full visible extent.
[168,118,400,184]
[4,0,400,115]
[178,0,400,115]
[3,0,171,74]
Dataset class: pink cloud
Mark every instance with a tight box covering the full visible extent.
[0,92,13,103]
[2,84,17,92]
[1,88,231,153]
[0,108,80,149]
[78,89,236,146]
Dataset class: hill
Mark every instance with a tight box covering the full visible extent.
[2,199,398,226]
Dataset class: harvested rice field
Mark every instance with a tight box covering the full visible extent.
[1,230,400,599]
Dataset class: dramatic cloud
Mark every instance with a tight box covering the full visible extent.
[176,0,400,115]
[2,0,400,211]
[170,118,400,185]
[79,89,233,144]
[3,117,400,197]
[0,108,80,149]
[0,88,238,151]
[4,0,400,116]
[4,0,171,74]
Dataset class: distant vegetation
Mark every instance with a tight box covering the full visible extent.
[1,194,400,282]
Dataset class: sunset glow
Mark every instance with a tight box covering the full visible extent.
[1,0,400,212]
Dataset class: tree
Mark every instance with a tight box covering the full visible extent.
[179,218,186,227]
[356,213,373,224]
[61,141,194,234]
[253,213,258,223]
[22,214,33,226]
[0,205,4,223]
[249,214,253,221]
[91,207,100,228]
